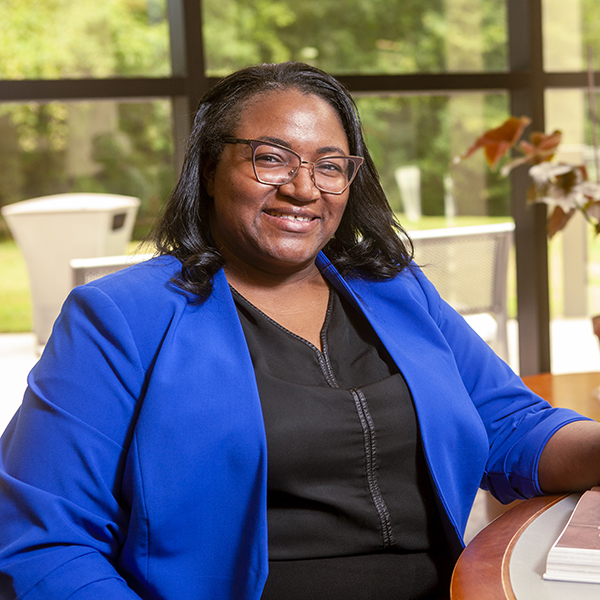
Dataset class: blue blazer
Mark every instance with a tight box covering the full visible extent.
[0,254,585,600]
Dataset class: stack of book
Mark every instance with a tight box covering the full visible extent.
[544,487,600,584]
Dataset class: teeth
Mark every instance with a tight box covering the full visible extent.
[268,211,312,222]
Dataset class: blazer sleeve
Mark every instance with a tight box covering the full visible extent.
[413,267,590,503]
[0,285,147,600]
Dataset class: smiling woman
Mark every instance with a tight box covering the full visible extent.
[152,62,413,300]
[212,95,348,268]
[1,62,600,600]
[205,90,357,346]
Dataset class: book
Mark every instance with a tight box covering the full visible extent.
[544,487,600,584]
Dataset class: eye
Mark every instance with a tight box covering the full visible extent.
[255,153,285,165]
[254,145,293,168]
[315,158,346,177]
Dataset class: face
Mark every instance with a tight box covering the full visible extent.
[204,89,351,279]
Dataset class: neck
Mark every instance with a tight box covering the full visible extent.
[223,256,326,293]
[225,259,331,351]
[224,253,330,312]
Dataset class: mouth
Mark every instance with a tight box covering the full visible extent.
[264,210,316,223]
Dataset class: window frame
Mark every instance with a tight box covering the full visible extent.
[1,0,596,375]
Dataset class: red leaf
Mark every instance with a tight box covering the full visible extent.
[458,116,531,169]
[547,206,575,238]
[518,130,562,164]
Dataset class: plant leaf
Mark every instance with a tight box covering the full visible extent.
[526,181,546,204]
[453,116,531,170]
[518,130,562,164]
[547,205,575,238]
[585,200,600,221]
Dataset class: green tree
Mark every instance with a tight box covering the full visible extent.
[0,0,169,79]
[0,0,172,238]
[1,0,511,234]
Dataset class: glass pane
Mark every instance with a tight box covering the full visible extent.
[545,88,600,321]
[203,0,507,76]
[354,93,517,365]
[353,92,511,223]
[543,0,600,72]
[0,0,170,79]
[0,100,175,239]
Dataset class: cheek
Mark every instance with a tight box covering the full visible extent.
[211,189,260,243]
[330,197,349,222]
[212,199,242,237]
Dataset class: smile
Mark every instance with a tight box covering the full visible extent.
[265,210,315,222]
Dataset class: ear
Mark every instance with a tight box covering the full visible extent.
[202,159,217,197]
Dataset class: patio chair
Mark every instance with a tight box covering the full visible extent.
[410,222,515,362]
[71,253,154,287]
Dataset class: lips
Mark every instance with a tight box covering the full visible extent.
[264,209,316,222]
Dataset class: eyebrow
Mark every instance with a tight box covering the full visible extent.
[258,136,349,156]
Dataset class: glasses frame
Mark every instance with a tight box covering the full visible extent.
[223,137,363,195]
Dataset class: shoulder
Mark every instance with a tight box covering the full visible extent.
[83,254,184,298]
[321,254,442,318]
[58,255,231,367]
[70,254,196,316]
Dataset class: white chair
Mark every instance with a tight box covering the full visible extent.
[71,253,154,287]
[410,222,515,361]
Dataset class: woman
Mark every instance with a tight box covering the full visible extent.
[1,61,599,600]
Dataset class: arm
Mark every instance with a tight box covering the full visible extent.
[538,420,600,492]
[0,285,147,600]
[420,273,590,502]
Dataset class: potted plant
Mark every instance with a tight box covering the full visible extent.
[452,115,600,237]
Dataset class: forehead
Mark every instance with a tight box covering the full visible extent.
[235,89,349,151]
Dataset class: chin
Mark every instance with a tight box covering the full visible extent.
[258,252,319,274]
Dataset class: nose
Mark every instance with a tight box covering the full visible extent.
[278,162,321,201]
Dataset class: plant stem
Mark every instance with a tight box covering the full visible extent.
[580,205,595,227]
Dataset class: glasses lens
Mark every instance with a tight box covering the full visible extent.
[251,141,360,193]
[313,158,357,193]
[253,143,300,185]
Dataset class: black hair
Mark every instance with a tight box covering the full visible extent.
[150,61,413,299]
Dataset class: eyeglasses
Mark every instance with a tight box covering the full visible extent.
[223,137,363,195]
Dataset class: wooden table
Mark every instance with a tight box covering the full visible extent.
[450,371,600,599]
[520,371,600,420]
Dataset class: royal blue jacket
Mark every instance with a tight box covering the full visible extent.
[0,254,586,600]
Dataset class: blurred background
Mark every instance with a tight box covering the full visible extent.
[2,0,600,392]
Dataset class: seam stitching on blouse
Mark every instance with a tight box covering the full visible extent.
[231,285,341,387]
[350,387,395,548]
[230,285,334,356]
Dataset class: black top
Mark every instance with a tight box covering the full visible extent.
[233,286,450,600]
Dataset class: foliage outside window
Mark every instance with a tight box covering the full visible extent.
[0,101,175,239]
[0,0,172,238]
[3,0,600,240]
[202,0,507,76]
[0,0,170,79]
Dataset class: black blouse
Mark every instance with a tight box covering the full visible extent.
[232,286,450,600]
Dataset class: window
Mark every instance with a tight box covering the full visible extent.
[543,0,600,72]
[1,0,598,374]
[0,0,171,79]
[0,100,174,238]
[356,92,510,218]
[202,0,507,76]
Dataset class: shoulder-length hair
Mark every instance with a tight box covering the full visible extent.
[151,61,413,300]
